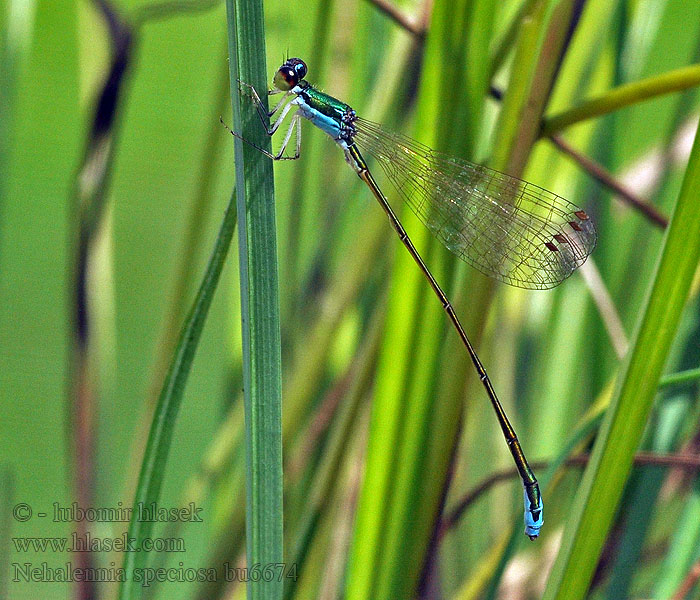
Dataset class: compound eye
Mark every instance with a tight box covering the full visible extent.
[273,66,297,91]
[293,59,307,79]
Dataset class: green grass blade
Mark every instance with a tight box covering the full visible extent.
[117,178,238,600]
[652,477,700,598]
[225,1,284,599]
[490,0,572,173]
[542,116,700,600]
[541,63,700,136]
[660,366,700,387]
[118,180,238,600]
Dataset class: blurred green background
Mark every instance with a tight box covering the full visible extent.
[2,0,700,599]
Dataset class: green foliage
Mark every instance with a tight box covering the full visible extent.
[226,0,284,599]
[3,0,700,599]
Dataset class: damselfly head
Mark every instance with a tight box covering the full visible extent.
[273,58,307,91]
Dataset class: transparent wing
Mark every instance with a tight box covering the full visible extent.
[353,118,597,290]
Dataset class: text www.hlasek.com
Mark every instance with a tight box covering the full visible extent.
[13,532,185,553]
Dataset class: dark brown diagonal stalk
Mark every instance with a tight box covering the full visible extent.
[671,557,700,600]
[70,3,132,598]
[438,451,700,540]
[549,134,669,229]
[365,0,428,37]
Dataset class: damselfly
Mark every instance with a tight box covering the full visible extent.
[225,58,597,539]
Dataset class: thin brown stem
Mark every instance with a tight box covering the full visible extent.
[286,365,355,479]
[490,83,670,230]
[438,451,700,539]
[671,557,700,600]
[365,0,426,37]
[71,2,132,598]
[72,3,225,598]
[549,134,669,229]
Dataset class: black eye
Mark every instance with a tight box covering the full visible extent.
[294,61,307,79]
[288,58,307,80]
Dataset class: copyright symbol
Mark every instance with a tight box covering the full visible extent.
[13,503,31,521]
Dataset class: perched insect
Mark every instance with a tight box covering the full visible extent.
[224,58,597,538]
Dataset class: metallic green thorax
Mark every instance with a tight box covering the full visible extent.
[296,81,353,132]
